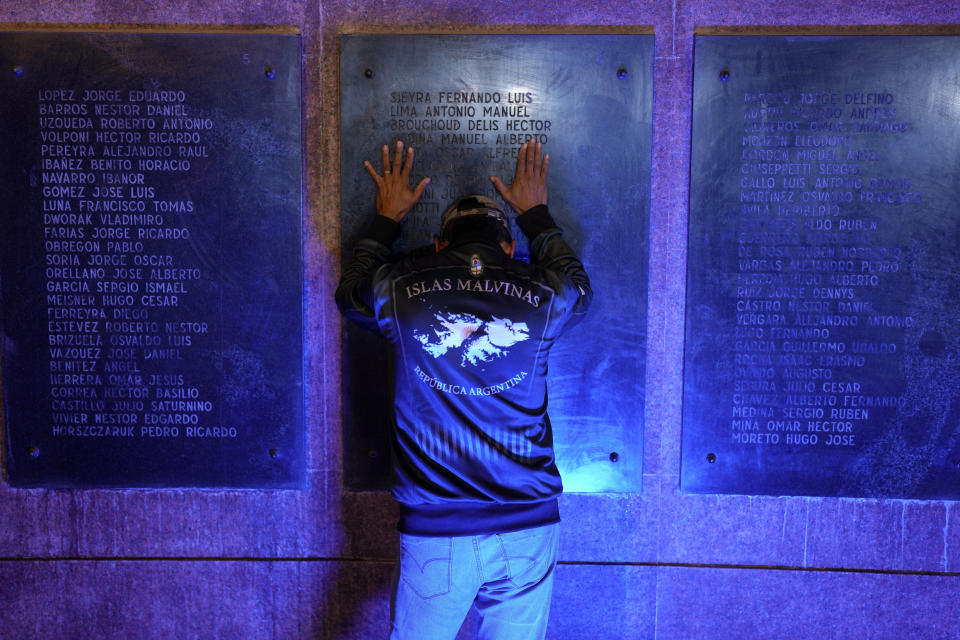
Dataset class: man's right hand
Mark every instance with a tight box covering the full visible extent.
[364,140,430,222]
[489,141,549,214]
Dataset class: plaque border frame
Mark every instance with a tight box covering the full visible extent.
[0,28,308,490]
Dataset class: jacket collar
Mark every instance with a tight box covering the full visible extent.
[446,234,505,257]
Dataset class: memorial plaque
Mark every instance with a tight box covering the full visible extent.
[0,32,303,487]
[682,35,960,498]
[341,34,652,492]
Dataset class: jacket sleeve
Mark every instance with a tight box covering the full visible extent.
[516,205,593,324]
[334,215,401,333]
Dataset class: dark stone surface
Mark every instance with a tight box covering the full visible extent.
[900,501,949,572]
[0,560,307,639]
[339,33,653,493]
[0,559,656,640]
[803,498,903,570]
[645,55,693,478]
[0,475,325,558]
[658,484,808,567]
[947,502,960,573]
[557,491,660,562]
[8,559,960,639]
[682,34,960,498]
[548,563,657,639]
[0,32,304,487]
[656,566,960,639]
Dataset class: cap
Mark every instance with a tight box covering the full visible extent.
[440,195,511,242]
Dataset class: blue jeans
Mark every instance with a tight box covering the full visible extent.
[389,522,560,640]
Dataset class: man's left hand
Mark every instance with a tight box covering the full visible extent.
[364,140,431,222]
[489,141,549,214]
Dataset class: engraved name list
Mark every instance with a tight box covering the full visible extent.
[38,86,231,442]
[732,89,912,449]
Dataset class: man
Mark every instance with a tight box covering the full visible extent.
[336,139,591,640]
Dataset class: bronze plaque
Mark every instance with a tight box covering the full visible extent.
[341,34,653,492]
[683,35,960,498]
[0,32,303,487]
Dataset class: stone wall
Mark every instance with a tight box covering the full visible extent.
[1,1,958,638]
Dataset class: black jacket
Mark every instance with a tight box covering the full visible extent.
[336,205,591,535]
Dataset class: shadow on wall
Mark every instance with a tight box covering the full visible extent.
[312,494,400,639]
[316,558,396,639]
